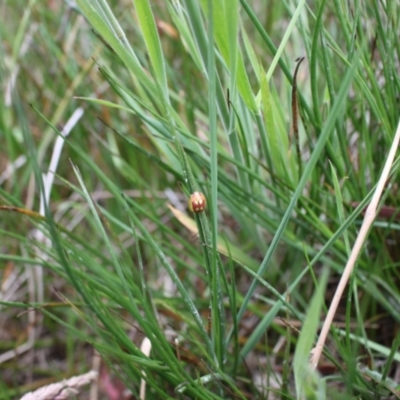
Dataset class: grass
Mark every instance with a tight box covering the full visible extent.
[0,0,400,399]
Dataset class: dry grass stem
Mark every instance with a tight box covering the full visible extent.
[19,370,98,400]
[310,119,400,369]
[140,337,152,400]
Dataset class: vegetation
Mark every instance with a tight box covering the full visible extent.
[1,0,399,398]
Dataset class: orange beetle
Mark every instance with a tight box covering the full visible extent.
[188,192,206,213]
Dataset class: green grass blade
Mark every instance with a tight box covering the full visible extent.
[293,268,329,399]
[131,0,168,98]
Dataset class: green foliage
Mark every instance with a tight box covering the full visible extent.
[0,0,399,398]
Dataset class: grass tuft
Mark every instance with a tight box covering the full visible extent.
[1,0,399,398]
